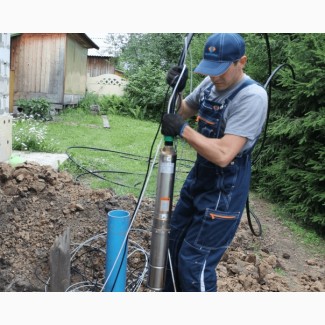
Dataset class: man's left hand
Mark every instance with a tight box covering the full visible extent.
[166,66,188,93]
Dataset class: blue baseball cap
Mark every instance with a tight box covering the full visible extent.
[194,33,245,76]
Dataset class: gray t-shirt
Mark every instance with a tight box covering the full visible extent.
[185,74,268,153]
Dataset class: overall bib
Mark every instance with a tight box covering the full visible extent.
[164,79,258,292]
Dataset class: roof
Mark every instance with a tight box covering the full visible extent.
[10,33,99,50]
[70,33,99,50]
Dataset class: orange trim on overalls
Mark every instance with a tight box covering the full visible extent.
[196,115,215,125]
[209,213,236,220]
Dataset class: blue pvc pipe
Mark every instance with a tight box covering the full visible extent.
[104,210,130,292]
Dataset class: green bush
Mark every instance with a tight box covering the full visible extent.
[78,93,148,120]
[77,92,101,112]
[16,97,52,120]
[123,62,168,121]
[98,95,129,116]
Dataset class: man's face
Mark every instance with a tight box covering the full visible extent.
[209,56,247,91]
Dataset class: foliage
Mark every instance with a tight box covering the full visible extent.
[116,33,210,121]
[12,117,57,152]
[16,97,52,121]
[103,33,130,56]
[78,93,146,120]
[117,33,186,121]
[123,62,167,121]
[77,92,100,112]
[117,33,185,74]
[250,33,325,233]
[99,94,145,119]
[183,33,212,93]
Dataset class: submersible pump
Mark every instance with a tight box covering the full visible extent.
[147,33,194,291]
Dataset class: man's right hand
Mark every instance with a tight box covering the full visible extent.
[161,113,187,137]
[166,65,188,93]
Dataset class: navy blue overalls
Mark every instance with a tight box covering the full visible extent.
[164,79,259,292]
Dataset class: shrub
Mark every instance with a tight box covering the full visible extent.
[16,98,52,120]
[78,93,148,120]
[77,92,101,112]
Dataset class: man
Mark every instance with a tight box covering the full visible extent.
[161,33,268,292]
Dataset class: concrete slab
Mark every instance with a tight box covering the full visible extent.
[8,151,69,171]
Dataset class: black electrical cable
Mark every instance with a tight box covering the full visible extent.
[108,243,128,292]
[65,142,160,290]
[66,146,149,186]
[253,63,296,165]
[246,34,296,237]
[34,259,51,286]
[69,244,106,291]
[66,33,194,198]
[64,36,190,291]
[33,35,194,293]
[245,33,272,237]
[168,33,194,115]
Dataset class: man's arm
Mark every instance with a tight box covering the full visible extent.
[182,125,247,168]
[167,98,247,168]
[177,98,198,120]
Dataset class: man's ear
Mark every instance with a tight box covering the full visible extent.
[240,55,248,68]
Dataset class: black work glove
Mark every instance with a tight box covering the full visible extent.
[166,65,188,93]
[161,113,188,137]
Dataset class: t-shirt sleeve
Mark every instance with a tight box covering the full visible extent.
[224,85,268,141]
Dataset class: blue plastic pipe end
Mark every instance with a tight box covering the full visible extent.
[104,210,130,292]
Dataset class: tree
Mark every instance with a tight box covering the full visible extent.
[249,33,325,232]
[117,33,209,120]
[103,33,130,56]
[117,33,185,73]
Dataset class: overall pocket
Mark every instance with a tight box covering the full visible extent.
[220,162,239,195]
[195,208,240,250]
[197,99,223,138]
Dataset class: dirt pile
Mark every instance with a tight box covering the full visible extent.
[0,162,324,292]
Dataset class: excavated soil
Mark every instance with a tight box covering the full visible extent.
[0,162,324,292]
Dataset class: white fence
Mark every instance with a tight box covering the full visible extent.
[86,73,127,96]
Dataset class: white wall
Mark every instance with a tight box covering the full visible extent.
[0,33,12,162]
[0,33,10,114]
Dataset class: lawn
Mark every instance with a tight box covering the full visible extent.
[45,109,195,198]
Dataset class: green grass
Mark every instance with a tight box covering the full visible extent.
[44,108,195,198]
[277,208,325,254]
[274,267,286,276]
[249,191,325,256]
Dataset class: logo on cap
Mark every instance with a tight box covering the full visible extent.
[208,46,216,53]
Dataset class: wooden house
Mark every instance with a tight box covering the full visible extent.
[10,33,99,112]
[87,35,116,77]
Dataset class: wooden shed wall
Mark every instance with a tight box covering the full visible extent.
[87,57,115,77]
[63,36,88,105]
[11,33,66,105]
